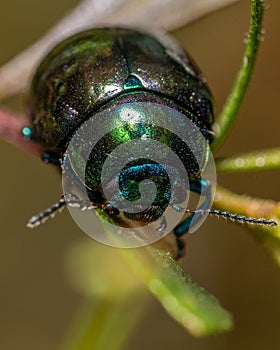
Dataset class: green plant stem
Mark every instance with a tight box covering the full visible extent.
[216,147,280,172]
[214,184,280,224]
[214,185,280,264]
[61,294,145,350]
[212,0,264,150]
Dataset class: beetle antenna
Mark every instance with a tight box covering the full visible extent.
[28,199,278,229]
[172,206,277,227]
[27,197,67,228]
[27,194,115,228]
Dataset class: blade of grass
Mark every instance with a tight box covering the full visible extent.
[212,0,264,150]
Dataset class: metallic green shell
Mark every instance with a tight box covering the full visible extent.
[28,27,214,149]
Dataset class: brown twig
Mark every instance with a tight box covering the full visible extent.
[0,108,42,156]
[0,0,240,99]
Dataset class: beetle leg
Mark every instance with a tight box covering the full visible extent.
[173,178,211,258]
[41,151,61,166]
[157,215,167,235]
[174,178,211,236]
[175,237,186,260]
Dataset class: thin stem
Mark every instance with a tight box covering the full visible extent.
[214,185,279,224]
[212,0,264,150]
[0,0,240,100]
[214,185,280,265]
[63,243,147,350]
[0,108,42,156]
[61,295,145,350]
[216,147,280,172]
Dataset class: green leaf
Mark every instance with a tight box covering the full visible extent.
[65,239,233,340]
[135,248,233,337]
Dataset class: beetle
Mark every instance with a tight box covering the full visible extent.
[22,27,276,259]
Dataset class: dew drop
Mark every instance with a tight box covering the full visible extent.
[255,156,265,167]
[234,158,245,167]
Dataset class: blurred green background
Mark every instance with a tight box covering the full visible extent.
[0,0,280,349]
